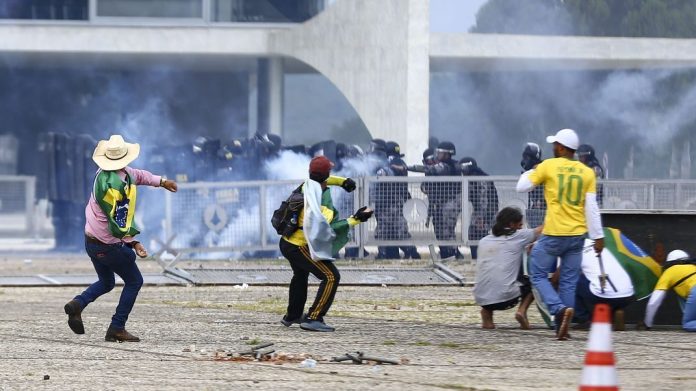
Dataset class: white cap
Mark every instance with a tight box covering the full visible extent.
[546,128,579,150]
[666,249,689,262]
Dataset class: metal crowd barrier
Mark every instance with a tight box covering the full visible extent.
[161,177,696,258]
[162,180,359,255]
[0,175,36,237]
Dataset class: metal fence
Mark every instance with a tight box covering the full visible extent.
[163,180,359,255]
[162,177,696,257]
[0,176,36,237]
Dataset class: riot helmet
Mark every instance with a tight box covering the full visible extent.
[459,156,478,175]
[385,141,404,157]
[435,141,456,161]
[370,138,387,153]
[422,147,435,165]
[576,144,595,163]
[192,136,208,154]
[347,144,364,158]
[521,142,542,171]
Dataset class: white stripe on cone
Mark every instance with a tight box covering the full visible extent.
[580,366,619,386]
[579,304,619,390]
[587,323,613,352]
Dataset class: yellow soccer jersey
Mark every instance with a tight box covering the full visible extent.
[529,157,597,236]
[654,264,696,299]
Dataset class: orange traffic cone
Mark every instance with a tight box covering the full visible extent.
[579,303,619,391]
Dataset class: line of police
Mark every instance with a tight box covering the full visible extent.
[36,130,604,256]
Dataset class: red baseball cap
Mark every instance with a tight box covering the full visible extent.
[309,156,334,180]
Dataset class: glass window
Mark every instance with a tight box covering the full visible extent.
[0,0,88,20]
[212,0,325,23]
[97,0,202,18]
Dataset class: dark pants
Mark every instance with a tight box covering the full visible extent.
[374,199,420,259]
[431,199,461,259]
[74,238,143,330]
[575,274,634,323]
[280,239,340,322]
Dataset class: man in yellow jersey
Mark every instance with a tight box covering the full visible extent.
[516,128,604,340]
[644,250,696,331]
[279,156,373,332]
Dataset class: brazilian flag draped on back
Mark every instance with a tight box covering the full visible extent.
[93,170,140,239]
[603,227,661,300]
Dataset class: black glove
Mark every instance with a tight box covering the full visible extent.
[352,206,374,222]
[341,178,357,192]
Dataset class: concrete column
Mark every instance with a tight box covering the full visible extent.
[270,0,430,161]
[268,57,284,137]
[247,65,258,138]
[256,58,270,135]
[255,57,284,137]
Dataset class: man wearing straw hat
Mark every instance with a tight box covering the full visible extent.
[63,135,177,342]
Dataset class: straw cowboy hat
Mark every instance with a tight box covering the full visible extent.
[92,135,140,171]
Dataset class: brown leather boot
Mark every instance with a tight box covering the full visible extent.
[613,309,625,331]
[105,326,140,342]
[64,300,84,335]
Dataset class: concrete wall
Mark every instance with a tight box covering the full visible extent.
[270,0,430,160]
[431,33,696,71]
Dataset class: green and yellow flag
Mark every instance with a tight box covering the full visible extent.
[94,170,139,239]
[603,227,661,300]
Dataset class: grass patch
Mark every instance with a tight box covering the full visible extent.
[415,341,431,346]
[438,342,460,348]
[382,340,396,346]
[246,338,261,345]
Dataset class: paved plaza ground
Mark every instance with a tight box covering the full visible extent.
[1,257,695,390]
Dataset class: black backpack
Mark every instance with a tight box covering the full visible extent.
[271,185,304,236]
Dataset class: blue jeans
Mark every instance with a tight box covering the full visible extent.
[574,274,634,323]
[530,235,585,315]
[74,239,143,329]
[682,285,696,332]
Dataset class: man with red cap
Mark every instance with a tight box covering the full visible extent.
[279,156,373,332]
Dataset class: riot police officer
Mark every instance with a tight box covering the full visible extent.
[577,144,604,207]
[460,157,498,260]
[521,142,546,228]
[422,141,463,259]
[372,141,420,259]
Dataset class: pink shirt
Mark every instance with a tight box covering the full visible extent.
[85,167,161,244]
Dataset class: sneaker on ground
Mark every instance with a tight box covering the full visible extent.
[280,314,307,327]
[300,319,335,332]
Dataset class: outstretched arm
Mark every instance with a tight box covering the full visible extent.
[644,290,667,328]
[160,178,178,192]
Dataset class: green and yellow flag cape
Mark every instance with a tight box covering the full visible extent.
[94,170,140,239]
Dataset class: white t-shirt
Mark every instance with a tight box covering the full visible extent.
[474,229,537,306]
[581,239,634,299]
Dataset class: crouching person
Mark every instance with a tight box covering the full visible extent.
[644,250,696,332]
[573,239,635,331]
[474,207,542,329]
[279,156,372,332]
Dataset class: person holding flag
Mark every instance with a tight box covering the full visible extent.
[63,135,178,342]
[279,156,373,332]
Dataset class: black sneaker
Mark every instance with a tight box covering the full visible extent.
[554,307,574,340]
[280,313,307,327]
[300,319,335,332]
